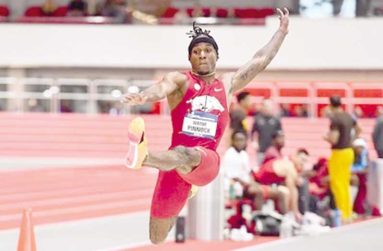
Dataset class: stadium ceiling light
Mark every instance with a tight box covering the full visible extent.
[111,89,122,98]
[50,86,60,94]
[127,86,140,94]
[43,89,52,98]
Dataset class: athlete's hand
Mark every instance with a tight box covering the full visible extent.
[121,92,148,105]
[276,8,289,34]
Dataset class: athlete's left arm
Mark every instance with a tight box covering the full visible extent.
[228,8,289,93]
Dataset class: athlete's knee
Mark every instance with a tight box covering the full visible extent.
[173,146,201,172]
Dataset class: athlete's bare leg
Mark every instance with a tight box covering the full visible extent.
[144,146,202,244]
[144,146,201,174]
[149,216,177,244]
[268,186,290,214]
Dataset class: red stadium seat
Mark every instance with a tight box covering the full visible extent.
[313,82,349,98]
[53,6,68,17]
[350,82,383,117]
[258,8,275,18]
[24,6,44,17]
[351,82,383,98]
[161,7,178,18]
[234,8,259,18]
[244,81,275,99]
[277,82,310,97]
[0,5,10,17]
[215,8,229,18]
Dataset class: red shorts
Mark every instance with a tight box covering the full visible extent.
[150,147,220,218]
[253,160,285,185]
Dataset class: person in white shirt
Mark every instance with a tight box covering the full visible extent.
[222,131,251,191]
[223,131,289,213]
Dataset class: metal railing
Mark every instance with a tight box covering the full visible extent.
[0,77,382,117]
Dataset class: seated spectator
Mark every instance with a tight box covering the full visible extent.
[308,158,330,202]
[42,0,57,16]
[253,149,310,220]
[223,131,289,214]
[173,8,189,24]
[27,98,46,112]
[97,0,128,22]
[67,0,87,16]
[60,100,73,113]
[305,157,331,215]
[109,101,124,116]
[223,131,251,200]
[353,105,364,118]
[262,130,285,165]
[280,103,291,117]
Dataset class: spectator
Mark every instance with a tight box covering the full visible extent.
[223,131,290,214]
[42,0,57,16]
[351,138,369,215]
[109,101,124,115]
[60,100,73,113]
[27,98,46,112]
[353,105,364,118]
[356,0,372,16]
[332,0,344,16]
[293,105,308,117]
[251,99,282,166]
[174,8,189,24]
[308,158,330,214]
[67,0,87,16]
[323,95,357,222]
[98,0,127,22]
[262,130,285,165]
[229,91,252,135]
[320,105,332,118]
[300,104,309,117]
[253,149,310,220]
[372,108,383,158]
[280,103,291,117]
[223,131,251,200]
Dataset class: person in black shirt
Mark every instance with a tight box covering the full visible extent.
[67,0,87,16]
[229,91,252,134]
[251,99,282,166]
[372,108,383,158]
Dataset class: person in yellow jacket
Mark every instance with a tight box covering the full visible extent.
[324,96,358,222]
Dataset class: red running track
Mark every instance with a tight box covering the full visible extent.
[0,166,156,230]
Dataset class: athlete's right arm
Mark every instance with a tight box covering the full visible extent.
[122,72,187,105]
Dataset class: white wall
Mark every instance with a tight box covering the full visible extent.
[174,0,296,8]
[0,17,382,70]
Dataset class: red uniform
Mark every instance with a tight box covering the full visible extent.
[253,159,285,185]
[151,72,229,218]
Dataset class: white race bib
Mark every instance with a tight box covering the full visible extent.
[182,111,218,139]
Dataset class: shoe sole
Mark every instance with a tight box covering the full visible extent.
[125,117,147,170]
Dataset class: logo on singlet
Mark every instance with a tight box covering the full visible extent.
[187,95,224,113]
[182,95,225,139]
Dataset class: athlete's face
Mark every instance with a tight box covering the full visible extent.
[189,42,217,75]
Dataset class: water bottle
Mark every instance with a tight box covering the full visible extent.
[229,183,236,200]
[330,209,342,227]
[175,216,186,243]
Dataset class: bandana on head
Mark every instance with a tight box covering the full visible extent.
[187,22,219,57]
